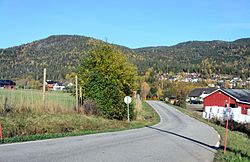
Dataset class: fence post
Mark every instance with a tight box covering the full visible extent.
[224,98,230,155]
[43,68,46,102]
[75,75,78,112]
[80,86,83,109]
[0,123,2,143]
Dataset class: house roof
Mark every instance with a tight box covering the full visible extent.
[204,88,250,104]
[46,80,57,84]
[188,88,217,97]
[0,80,16,86]
[221,89,250,103]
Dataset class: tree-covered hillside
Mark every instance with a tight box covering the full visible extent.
[134,39,250,78]
[0,35,140,80]
[0,35,250,81]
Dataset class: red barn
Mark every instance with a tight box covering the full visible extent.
[204,89,250,115]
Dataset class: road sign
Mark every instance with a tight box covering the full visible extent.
[124,96,132,122]
[124,96,131,104]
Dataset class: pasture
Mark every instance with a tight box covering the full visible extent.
[0,89,76,113]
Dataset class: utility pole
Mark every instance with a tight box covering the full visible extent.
[43,68,46,102]
[75,75,78,112]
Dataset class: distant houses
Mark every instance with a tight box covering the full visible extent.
[46,80,65,91]
[0,80,16,89]
[157,72,250,89]
[0,79,73,91]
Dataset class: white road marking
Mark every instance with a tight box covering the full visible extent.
[0,139,53,147]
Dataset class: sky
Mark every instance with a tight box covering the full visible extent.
[0,0,250,48]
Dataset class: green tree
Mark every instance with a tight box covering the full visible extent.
[78,43,137,120]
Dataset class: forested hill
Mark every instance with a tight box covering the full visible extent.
[0,35,140,80]
[0,35,250,81]
[134,39,250,78]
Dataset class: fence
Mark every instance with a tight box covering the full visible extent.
[203,106,250,123]
[0,89,76,113]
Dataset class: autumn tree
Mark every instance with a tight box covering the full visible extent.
[78,43,137,120]
[201,58,213,78]
[164,81,206,107]
[156,86,163,99]
[140,82,150,100]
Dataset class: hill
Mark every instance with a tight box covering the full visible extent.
[134,39,250,78]
[0,35,140,80]
[0,35,250,81]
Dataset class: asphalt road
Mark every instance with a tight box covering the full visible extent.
[0,101,219,162]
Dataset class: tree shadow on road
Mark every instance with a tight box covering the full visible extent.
[146,126,220,151]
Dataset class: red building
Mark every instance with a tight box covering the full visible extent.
[204,89,250,115]
[46,80,57,91]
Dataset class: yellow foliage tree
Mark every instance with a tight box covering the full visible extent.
[140,82,150,100]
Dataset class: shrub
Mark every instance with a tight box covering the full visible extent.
[82,99,100,116]
[78,43,137,120]
[210,118,250,137]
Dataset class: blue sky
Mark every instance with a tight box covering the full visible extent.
[0,0,250,48]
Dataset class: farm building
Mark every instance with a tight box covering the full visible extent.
[0,80,16,89]
[188,87,217,104]
[203,88,250,123]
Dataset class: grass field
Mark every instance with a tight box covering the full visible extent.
[0,100,159,144]
[168,103,250,162]
[0,89,75,113]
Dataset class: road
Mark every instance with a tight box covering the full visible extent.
[0,101,219,162]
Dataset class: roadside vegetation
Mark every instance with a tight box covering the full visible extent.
[0,100,159,144]
[169,104,250,162]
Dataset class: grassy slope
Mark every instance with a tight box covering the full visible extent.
[0,101,159,144]
[168,103,250,162]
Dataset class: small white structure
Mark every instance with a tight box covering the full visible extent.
[53,83,65,91]
[203,106,250,123]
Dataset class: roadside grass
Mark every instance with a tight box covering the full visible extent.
[0,89,75,113]
[167,103,250,162]
[133,101,160,127]
[0,101,159,144]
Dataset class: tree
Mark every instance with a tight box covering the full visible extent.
[156,86,163,99]
[78,43,137,120]
[140,82,150,100]
[163,81,206,107]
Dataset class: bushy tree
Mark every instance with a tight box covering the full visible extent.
[78,43,137,120]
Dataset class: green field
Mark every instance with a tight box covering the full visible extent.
[0,89,75,113]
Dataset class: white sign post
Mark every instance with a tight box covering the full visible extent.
[124,96,132,122]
